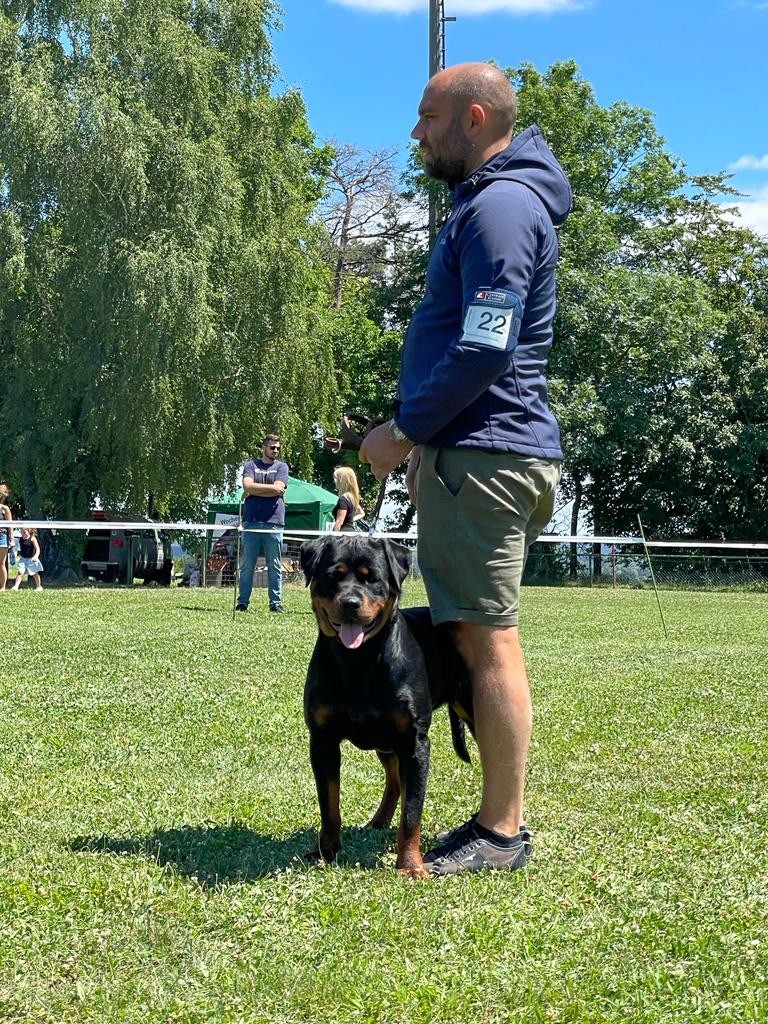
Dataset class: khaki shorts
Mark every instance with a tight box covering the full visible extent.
[416,446,561,627]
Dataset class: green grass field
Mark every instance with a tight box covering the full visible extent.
[2,582,767,1023]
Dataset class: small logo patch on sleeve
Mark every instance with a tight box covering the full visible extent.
[475,289,507,304]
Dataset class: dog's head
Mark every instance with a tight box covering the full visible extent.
[300,535,411,649]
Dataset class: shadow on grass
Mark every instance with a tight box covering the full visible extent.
[68,821,396,887]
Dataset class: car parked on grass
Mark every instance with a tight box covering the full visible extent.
[81,514,173,585]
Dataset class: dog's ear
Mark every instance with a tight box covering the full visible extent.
[300,537,332,586]
[381,539,411,589]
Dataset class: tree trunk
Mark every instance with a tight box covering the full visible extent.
[592,518,603,582]
[333,189,354,309]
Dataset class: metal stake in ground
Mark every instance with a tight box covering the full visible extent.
[637,514,668,639]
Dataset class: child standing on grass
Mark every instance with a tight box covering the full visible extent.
[12,528,44,592]
[0,483,12,591]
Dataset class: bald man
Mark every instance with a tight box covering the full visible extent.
[360,63,572,875]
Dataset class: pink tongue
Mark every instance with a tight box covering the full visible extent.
[340,623,365,649]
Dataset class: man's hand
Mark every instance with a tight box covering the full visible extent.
[359,422,413,481]
[244,475,287,497]
[405,445,422,506]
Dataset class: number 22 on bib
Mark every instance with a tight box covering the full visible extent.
[461,288,523,353]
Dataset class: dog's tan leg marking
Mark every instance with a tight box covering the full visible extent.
[396,820,428,880]
[313,706,332,728]
[365,751,400,829]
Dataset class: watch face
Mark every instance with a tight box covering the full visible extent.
[390,422,406,443]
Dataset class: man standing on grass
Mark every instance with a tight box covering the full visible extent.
[360,63,571,875]
[236,434,289,614]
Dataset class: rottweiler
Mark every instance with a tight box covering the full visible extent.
[300,534,474,878]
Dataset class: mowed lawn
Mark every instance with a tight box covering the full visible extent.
[1,582,767,1023]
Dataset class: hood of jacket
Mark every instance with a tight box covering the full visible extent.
[455,124,572,228]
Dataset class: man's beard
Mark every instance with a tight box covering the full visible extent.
[422,118,474,186]
[424,152,466,185]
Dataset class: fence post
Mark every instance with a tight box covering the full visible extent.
[126,535,134,586]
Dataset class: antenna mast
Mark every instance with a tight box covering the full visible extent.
[428,1,456,242]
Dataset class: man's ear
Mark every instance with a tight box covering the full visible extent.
[300,537,332,586]
[467,101,488,136]
[381,539,411,590]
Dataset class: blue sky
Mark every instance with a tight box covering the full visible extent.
[271,0,768,235]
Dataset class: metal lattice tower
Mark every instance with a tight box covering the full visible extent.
[429,0,455,77]
[428,2,456,243]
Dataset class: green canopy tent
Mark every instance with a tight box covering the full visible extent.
[207,477,337,534]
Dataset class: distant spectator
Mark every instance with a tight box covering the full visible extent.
[235,434,289,614]
[0,483,12,591]
[332,467,364,532]
[12,527,44,592]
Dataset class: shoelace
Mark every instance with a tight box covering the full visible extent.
[435,835,483,863]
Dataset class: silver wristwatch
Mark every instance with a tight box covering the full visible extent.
[388,419,411,445]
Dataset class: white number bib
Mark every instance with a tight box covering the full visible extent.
[460,288,522,351]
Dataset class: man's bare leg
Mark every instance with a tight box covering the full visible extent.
[453,621,531,837]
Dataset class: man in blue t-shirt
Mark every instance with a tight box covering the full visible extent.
[235,434,289,613]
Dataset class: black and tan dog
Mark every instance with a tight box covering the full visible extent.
[300,534,474,878]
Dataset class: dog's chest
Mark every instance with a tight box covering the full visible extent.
[336,702,415,751]
[307,663,423,752]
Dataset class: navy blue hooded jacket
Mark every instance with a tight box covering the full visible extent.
[395,125,572,459]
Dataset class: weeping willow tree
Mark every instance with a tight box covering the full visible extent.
[0,0,336,527]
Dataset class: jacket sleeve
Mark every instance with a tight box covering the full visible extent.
[395,185,541,444]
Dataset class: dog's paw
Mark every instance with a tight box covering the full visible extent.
[363,813,395,830]
[397,863,429,880]
[305,836,340,864]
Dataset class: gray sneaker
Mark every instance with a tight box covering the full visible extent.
[433,814,477,845]
[425,823,532,876]
[434,814,528,845]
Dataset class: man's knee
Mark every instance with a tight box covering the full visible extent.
[452,621,521,672]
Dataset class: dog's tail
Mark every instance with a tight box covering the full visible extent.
[449,706,472,764]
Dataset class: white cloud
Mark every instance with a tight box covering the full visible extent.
[721,186,768,238]
[729,154,768,171]
[329,0,582,13]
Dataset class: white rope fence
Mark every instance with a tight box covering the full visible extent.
[8,520,768,550]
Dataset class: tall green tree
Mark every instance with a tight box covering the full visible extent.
[337,60,768,540]
[0,0,336,530]
[311,143,422,522]
[514,61,768,541]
